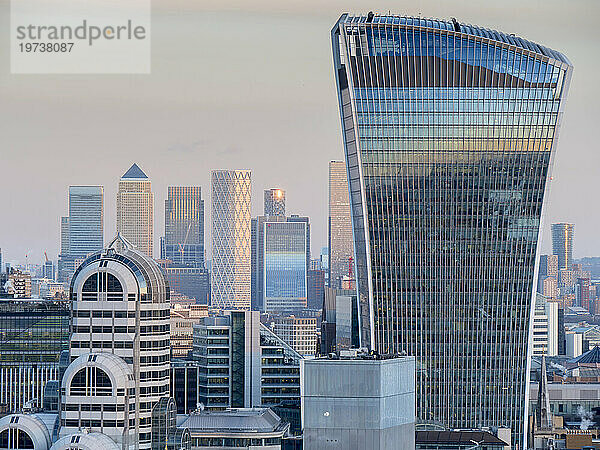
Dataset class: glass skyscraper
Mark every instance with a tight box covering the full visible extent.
[162,186,205,268]
[264,188,286,217]
[251,216,310,312]
[58,186,104,282]
[264,220,308,312]
[332,13,572,446]
[68,186,104,257]
[551,222,574,270]
[0,299,70,413]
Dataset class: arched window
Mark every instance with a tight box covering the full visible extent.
[70,367,113,396]
[0,429,35,449]
[81,272,123,301]
[82,274,97,293]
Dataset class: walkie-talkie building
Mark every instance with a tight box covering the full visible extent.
[332,13,572,446]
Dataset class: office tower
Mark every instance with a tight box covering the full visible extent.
[64,234,170,448]
[532,295,559,357]
[251,215,310,312]
[158,261,211,304]
[211,170,252,309]
[301,356,416,450]
[6,269,32,298]
[328,161,353,289]
[264,188,286,217]
[43,259,54,281]
[541,276,558,299]
[577,277,591,312]
[552,223,575,270]
[332,13,572,445]
[192,311,302,410]
[162,186,205,268]
[538,254,559,293]
[68,186,104,257]
[58,186,104,282]
[558,268,576,296]
[0,299,70,414]
[271,316,317,356]
[170,303,208,358]
[307,269,325,309]
[116,163,154,257]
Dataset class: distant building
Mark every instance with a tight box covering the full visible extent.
[251,215,310,313]
[271,316,317,356]
[162,186,205,268]
[328,161,353,289]
[301,355,416,450]
[116,163,154,257]
[211,170,252,309]
[532,295,559,357]
[552,223,575,270]
[538,254,559,293]
[31,278,65,299]
[58,186,104,282]
[307,269,325,310]
[320,287,359,355]
[159,261,210,304]
[576,277,591,312]
[0,299,69,414]
[264,188,286,217]
[192,311,302,410]
[171,303,208,358]
[540,276,558,299]
[6,269,31,298]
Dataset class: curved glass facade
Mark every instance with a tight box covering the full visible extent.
[332,13,572,446]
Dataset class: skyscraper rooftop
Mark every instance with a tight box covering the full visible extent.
[122,163,148,179]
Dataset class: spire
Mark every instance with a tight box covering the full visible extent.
[122,163,148,179]
[536,356,553,431]
[106,232,136,252]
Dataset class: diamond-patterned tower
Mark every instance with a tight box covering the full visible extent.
[211,170,252,309]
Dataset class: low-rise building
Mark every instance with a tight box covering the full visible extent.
[177,408,289,450]
[301,354,415,450]
[271,316,317,357]
[171,303,209,358]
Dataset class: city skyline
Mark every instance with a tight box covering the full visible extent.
[1,0,599,266]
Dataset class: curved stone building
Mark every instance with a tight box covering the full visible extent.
[65,234,171,449]
[0,414,52,449]
[50,431,120,450]
[332,13,572,446]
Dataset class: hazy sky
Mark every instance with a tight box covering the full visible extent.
[1,0,599,266]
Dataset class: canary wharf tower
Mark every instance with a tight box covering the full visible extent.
[332,13,571,445]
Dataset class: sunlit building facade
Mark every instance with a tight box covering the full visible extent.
[211,170,252,309]
[328,161,354,289]
[332,13,572,446]
[264,188,286,217]
[551,222,574,270]
[116,163,154,258]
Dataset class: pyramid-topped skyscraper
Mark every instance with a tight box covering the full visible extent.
[116,163,154,257]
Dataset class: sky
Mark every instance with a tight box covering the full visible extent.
[0,0,599,266]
